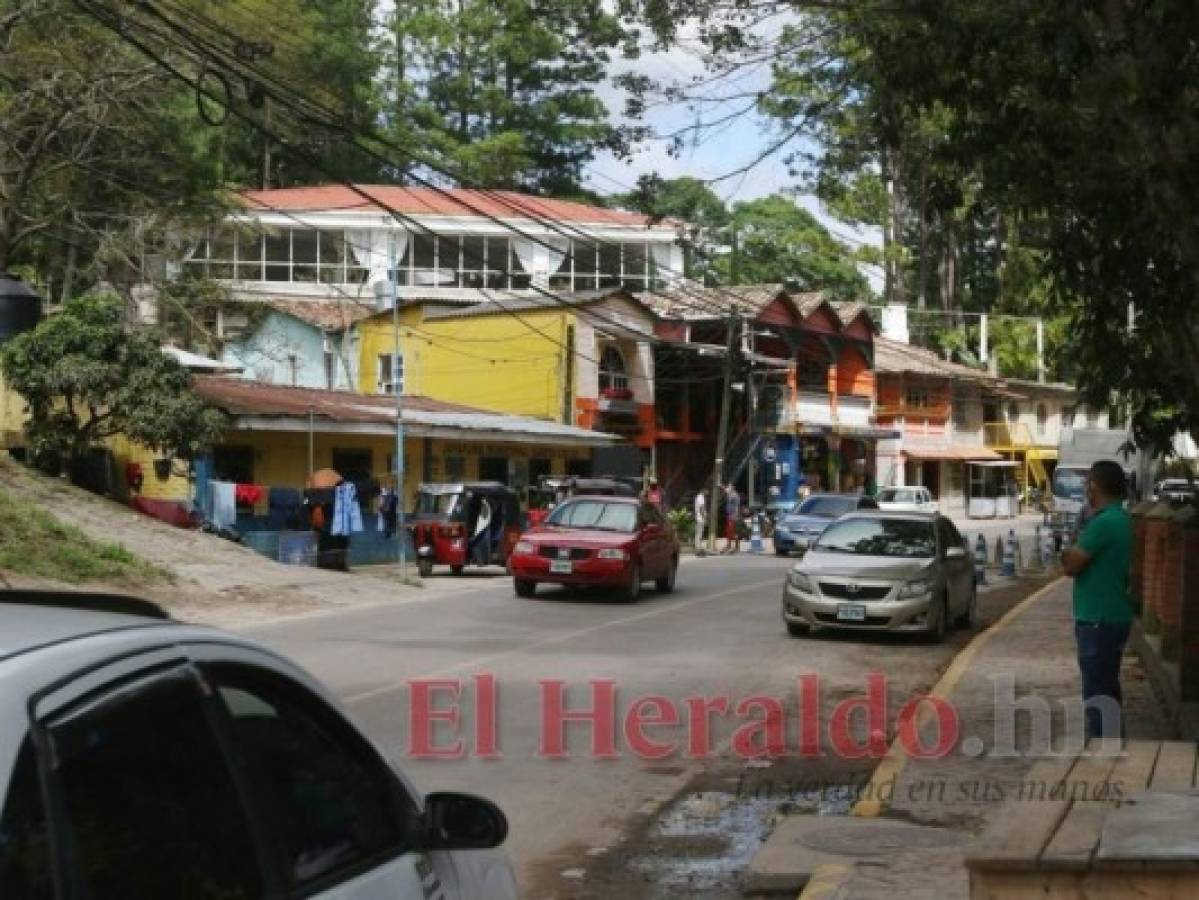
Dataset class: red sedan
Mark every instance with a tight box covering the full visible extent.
[509,497,680,601]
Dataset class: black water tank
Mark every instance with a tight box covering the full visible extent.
[0,272,42,344]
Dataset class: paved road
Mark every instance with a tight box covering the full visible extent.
[241,554,1007,894]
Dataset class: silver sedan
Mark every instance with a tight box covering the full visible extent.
[781,510,977,642]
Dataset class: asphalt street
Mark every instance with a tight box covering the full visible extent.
[240,553,1021,895]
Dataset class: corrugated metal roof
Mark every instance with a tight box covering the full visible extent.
[192,377,620,445]
[237,185,669,229]
[638,283,792,320]
[419,288,656,323]
[265,299,374,331]
[873,336,995,381]
[162,347,242,372]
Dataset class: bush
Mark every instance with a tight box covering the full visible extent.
[668,507,695,543]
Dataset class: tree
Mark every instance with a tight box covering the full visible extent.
[824,1,1199,450]
[617,175,730,280]
[718,194,870,296]
[1,294,225,468]
[386,0,637,193]
[0,0,229,298]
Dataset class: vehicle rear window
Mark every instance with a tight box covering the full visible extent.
[815,518,937,558]
[417,491,460,518]
[546,500,638,532]
[791,496,854,518]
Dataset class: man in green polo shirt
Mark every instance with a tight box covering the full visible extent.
[1061,460,1134,739]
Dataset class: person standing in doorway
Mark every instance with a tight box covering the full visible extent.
[724,484,741,554]
[693,489,707,552]
[1061,460,1134,740]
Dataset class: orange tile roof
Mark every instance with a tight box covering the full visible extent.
[237,185,664,229]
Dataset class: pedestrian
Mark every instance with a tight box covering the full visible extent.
[647,477,663,508]
[724,483,741,554]
[1061,460,1134,740]
[693,489,707,551]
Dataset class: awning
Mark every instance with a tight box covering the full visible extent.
[968,460,1019,468]
[795,424,901,439]
[903,445,1002,462]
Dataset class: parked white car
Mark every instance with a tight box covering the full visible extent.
[0,591,519,900]
[876,486,939,513]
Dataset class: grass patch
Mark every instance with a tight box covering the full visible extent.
[0,487,167,585]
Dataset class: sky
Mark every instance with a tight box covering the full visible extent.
[584,20,884,290]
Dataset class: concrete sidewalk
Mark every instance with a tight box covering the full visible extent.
[756,578,1171,899]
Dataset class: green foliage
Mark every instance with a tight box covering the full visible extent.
[0,294,226,464]
[719,195,871,297]
[387,0,636,193]
[667,507,695,543]
[0,487,165,584]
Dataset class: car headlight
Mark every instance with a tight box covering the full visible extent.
[788,570,814,592]
[514,541,535,554]
[597,548,628,560]
[899,579,932,599]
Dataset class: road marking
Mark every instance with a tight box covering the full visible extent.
[797,863,852,900]
[851,577,1065,817]
[344,575,784,706]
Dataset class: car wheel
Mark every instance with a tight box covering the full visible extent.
[927,595,948,643]
[623,562,642,603]
[656,557,678,593]
[955,583,978,630]
[417,556,434,578]
[787,621,810,638]
[774,545,790,557]
[514,578,537,598]
[450,564,465,576]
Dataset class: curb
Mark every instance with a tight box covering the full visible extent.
[850,576,1066,818]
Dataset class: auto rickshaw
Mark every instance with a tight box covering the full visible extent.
[525,476,638,527]
[410,482,522,577]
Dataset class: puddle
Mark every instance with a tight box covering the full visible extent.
[628,784,856,897]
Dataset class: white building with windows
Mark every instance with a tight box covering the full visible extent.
[179,185,685,320]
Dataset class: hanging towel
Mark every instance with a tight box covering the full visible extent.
[331,482,364,536]
[209,481,237,528]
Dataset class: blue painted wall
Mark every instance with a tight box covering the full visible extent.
[222,311,358,390]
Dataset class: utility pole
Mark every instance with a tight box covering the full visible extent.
[390,235,407,577]
[1035,318,1045,384]
[709,315,740,552]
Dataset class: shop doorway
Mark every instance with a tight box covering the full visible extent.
[479,456,508,484]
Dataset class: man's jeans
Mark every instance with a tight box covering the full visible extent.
[1075,620,1131,739]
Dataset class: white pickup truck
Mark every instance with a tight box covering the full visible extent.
[875,486,939,513]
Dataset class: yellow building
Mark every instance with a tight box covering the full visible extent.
[355,288,660,451]
[191,375,617,504]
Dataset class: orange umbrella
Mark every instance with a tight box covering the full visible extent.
[307,468,343,489]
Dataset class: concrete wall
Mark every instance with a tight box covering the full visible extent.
[222,311,357,390]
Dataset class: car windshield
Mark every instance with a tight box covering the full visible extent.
[545,499,638,533]
[878,489,914,503]
[1052,468,1088,500]
[417,491,460,518]
[791,496,854,518]
[814,518,937,558]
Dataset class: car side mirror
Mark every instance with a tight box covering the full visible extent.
[945,546,967,560]
[421,792,509,851]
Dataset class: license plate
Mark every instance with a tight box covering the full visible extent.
[549,560,572,574]
[837,604,867,622]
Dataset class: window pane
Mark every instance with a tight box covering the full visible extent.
[0,738,53,899]
[209,228,236,261]
[50,672,263,900]
[264,228,290,281]
[599,244,621,288]
[462,236,487,288]
[208,665,410,891]
[293,230,318,264]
